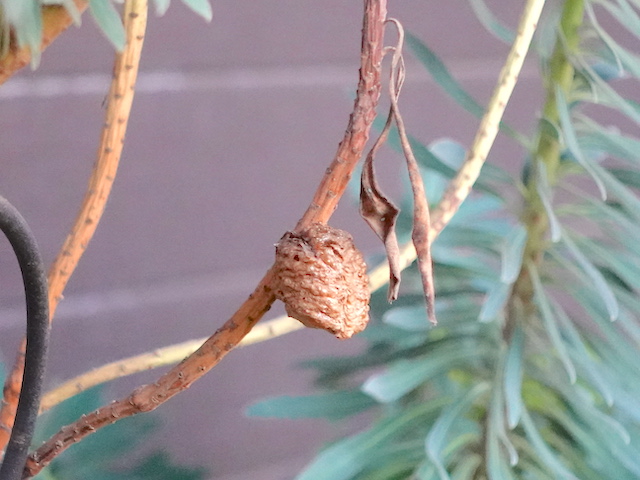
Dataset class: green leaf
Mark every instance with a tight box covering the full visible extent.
[89,0,126,51]
[362,342,490,403]
[180,0,212,22]
[528,262,577,384]
[425,383,489,479]
[500,224,527,283]
[559,231,619,321]
[520,408,579,480]
[478,281,510,323]
[467,0,515,43]
[503,323,525,429]
[555,87,607,200]
[535,162,562,242]
[406,32,484,118]
[297,399,447,480]
[246,390,377,420]
[152,0,171,16]
[3,0,42,67]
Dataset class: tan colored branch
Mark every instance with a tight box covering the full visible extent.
[0,0,145,456]
[39,315,305,413]
[0,0,89,86]
[24,1,388,476]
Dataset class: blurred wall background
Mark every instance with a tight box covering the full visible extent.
[0,1,542,478]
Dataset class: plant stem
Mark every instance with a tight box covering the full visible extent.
[511,0,584,314]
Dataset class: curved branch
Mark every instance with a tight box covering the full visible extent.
[0,0,146,454]
[0,196,49,480]
[24,1,388,476]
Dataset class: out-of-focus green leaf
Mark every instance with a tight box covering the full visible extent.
[529,262,577,383]
[450,453,482,480]
[550,299,614,406]
[3,0,42,66]
[152,0,171,16]
[478,281,510,323]
[362,342,490,403]
[425,383,488,479]
[608,168,640,190]
[520,408,579,480]
[406,32,484,118]
[500,224,527,283]
[535,162,562,241]
[504,323,525,429]
[468,0,515,43]
[572,234,640,289]
[246,390,377,420]
[89,0,126,50]
[180,0,212,21]
[297,399,448,480]
[556,87,607,199]
[579,58,640,125]
[559,231,619,320]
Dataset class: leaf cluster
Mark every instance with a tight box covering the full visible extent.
[248,1,640,479]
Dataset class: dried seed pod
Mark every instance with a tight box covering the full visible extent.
[274,223,370,339]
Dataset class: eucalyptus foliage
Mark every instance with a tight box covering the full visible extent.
[248,1,640,478]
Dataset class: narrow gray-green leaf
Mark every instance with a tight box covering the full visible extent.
[560,231,619,320]
[504,323,525,429]
[89,0,126,50]
[468,0,515,43]
[246,390,376,420]
[520,408,579,480]
[500,224,527,283]
[362,343,489,403]
[478,281,510,323]
[153,0,171,15]
[528,262,577,383]
[426,383,489,480]
[3,0,42,66]
[535,162,562,242]
[555,87,607,200]
[180,0,212,21]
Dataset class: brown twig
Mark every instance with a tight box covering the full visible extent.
[367,0,546,289]
[294,0,386,231]
[39,315,305,413]
[385,18,436,324]
[0,0,89,86]
[0,0,146,455]
[23,1,387,476]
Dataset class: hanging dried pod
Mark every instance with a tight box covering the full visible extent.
[273,223,370,339]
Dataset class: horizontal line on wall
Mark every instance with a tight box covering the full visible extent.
[0,58,537,100]
[0,268,267,330]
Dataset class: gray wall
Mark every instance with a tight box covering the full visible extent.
[0,1,541,478]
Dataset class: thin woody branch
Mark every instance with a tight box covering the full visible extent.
[0,0,144,454]
[24,1,388,476]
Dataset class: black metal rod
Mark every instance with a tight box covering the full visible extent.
[0,195,50,480]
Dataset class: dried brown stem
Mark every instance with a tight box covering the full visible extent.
[386,19,436,324]
[294,0,386,231]
[0,0,146,455]
[0,0,89,86]
[24,1,387,476]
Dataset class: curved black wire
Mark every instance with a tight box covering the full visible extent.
[0,195,50,480]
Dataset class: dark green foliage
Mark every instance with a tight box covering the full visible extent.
[250,1,640,478]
